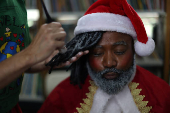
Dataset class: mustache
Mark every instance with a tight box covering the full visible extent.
[98,68,128,76]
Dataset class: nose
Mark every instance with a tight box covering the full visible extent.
[103,51,117,68]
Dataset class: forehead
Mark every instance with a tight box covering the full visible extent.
[97,31,133,45]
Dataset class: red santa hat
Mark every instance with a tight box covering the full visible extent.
[74,0,155,56]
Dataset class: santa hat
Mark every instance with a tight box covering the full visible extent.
[74,0,155,56]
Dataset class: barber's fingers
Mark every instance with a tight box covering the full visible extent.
[53,62,67,68]
[53,50,89,69]
[55,31,66,41]
[83,50,89,55]
[43,28,66,41]
[69,50,89,63]
[48,22,65,33]
[48,22,62,28]
[55,41,65,49]
[39,22,63,33]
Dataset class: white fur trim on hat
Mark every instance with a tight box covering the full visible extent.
[74,13,137,38]
[134,38,155,56]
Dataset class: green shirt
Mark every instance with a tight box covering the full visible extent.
[0,0,31,112]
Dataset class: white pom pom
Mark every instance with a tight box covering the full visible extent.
[134,38,155,56]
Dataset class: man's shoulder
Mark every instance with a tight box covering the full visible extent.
[133,65,170,97]
[133,66,170,112]
[135,65,169,87]
[44,75,92,109]
[49,75,91,96]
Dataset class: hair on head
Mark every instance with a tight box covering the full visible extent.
[46,31,105,87]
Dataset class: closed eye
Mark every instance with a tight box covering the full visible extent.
[93,52,103,56]
[114,51,126,55]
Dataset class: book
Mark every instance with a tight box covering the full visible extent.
[153,0,157,9]
[150,0,154,10]
[65,0,72,11]
[161,0,165,11]
[20,73,27,95]
[21,73,29,96]
[25,73,34,96]
[31,73,39,97]
[77,0,84,11]
[141,0,147,10]
[137,0,144,10]
[21,73,33,96]
[60,0,67,12]
[84,0,91,10]
[130,0,139,10]
[70,0,79,12]
[145,0,152,10]
[52,0,57,12]
[155,0,160,10]
[36,75,43,96]
[81,0,88,11]
[57,0,62,12]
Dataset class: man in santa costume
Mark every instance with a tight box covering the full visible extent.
[38,0,170,113]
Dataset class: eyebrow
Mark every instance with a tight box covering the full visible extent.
[113,41,127,46]
[93,41,127,49]
[94,45,102,49]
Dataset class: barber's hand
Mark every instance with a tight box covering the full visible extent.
[25,22,66,65]
[53,50,89,68]
[26,50,89,73]
[45,50,89,68]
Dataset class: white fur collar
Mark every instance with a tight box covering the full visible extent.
[90,86,140,113]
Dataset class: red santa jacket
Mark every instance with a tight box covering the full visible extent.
[38,66,170,113]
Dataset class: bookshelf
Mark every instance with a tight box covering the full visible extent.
[164,0,170,83]
[127,0,165,11]
[45,0,165,13]
[19,73,44,101]
[43,0,97,13]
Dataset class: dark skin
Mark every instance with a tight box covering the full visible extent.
[88,31,134,79]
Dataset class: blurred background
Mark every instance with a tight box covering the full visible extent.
[19,0,170,112]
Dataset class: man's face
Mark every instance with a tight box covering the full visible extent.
[88,31,134,79]
[87,31,135,94]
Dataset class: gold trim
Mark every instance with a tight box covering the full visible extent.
[76,81,152,113]
[76,80,98,113]
[129,82,152,113]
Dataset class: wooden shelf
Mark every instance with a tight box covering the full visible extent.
[19,95,44,102]
[136,57,163,67]
[164,0,170,83]
[47,10,166,19]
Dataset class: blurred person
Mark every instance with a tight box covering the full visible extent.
[0,0,88,113]
[38,0,170,113]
